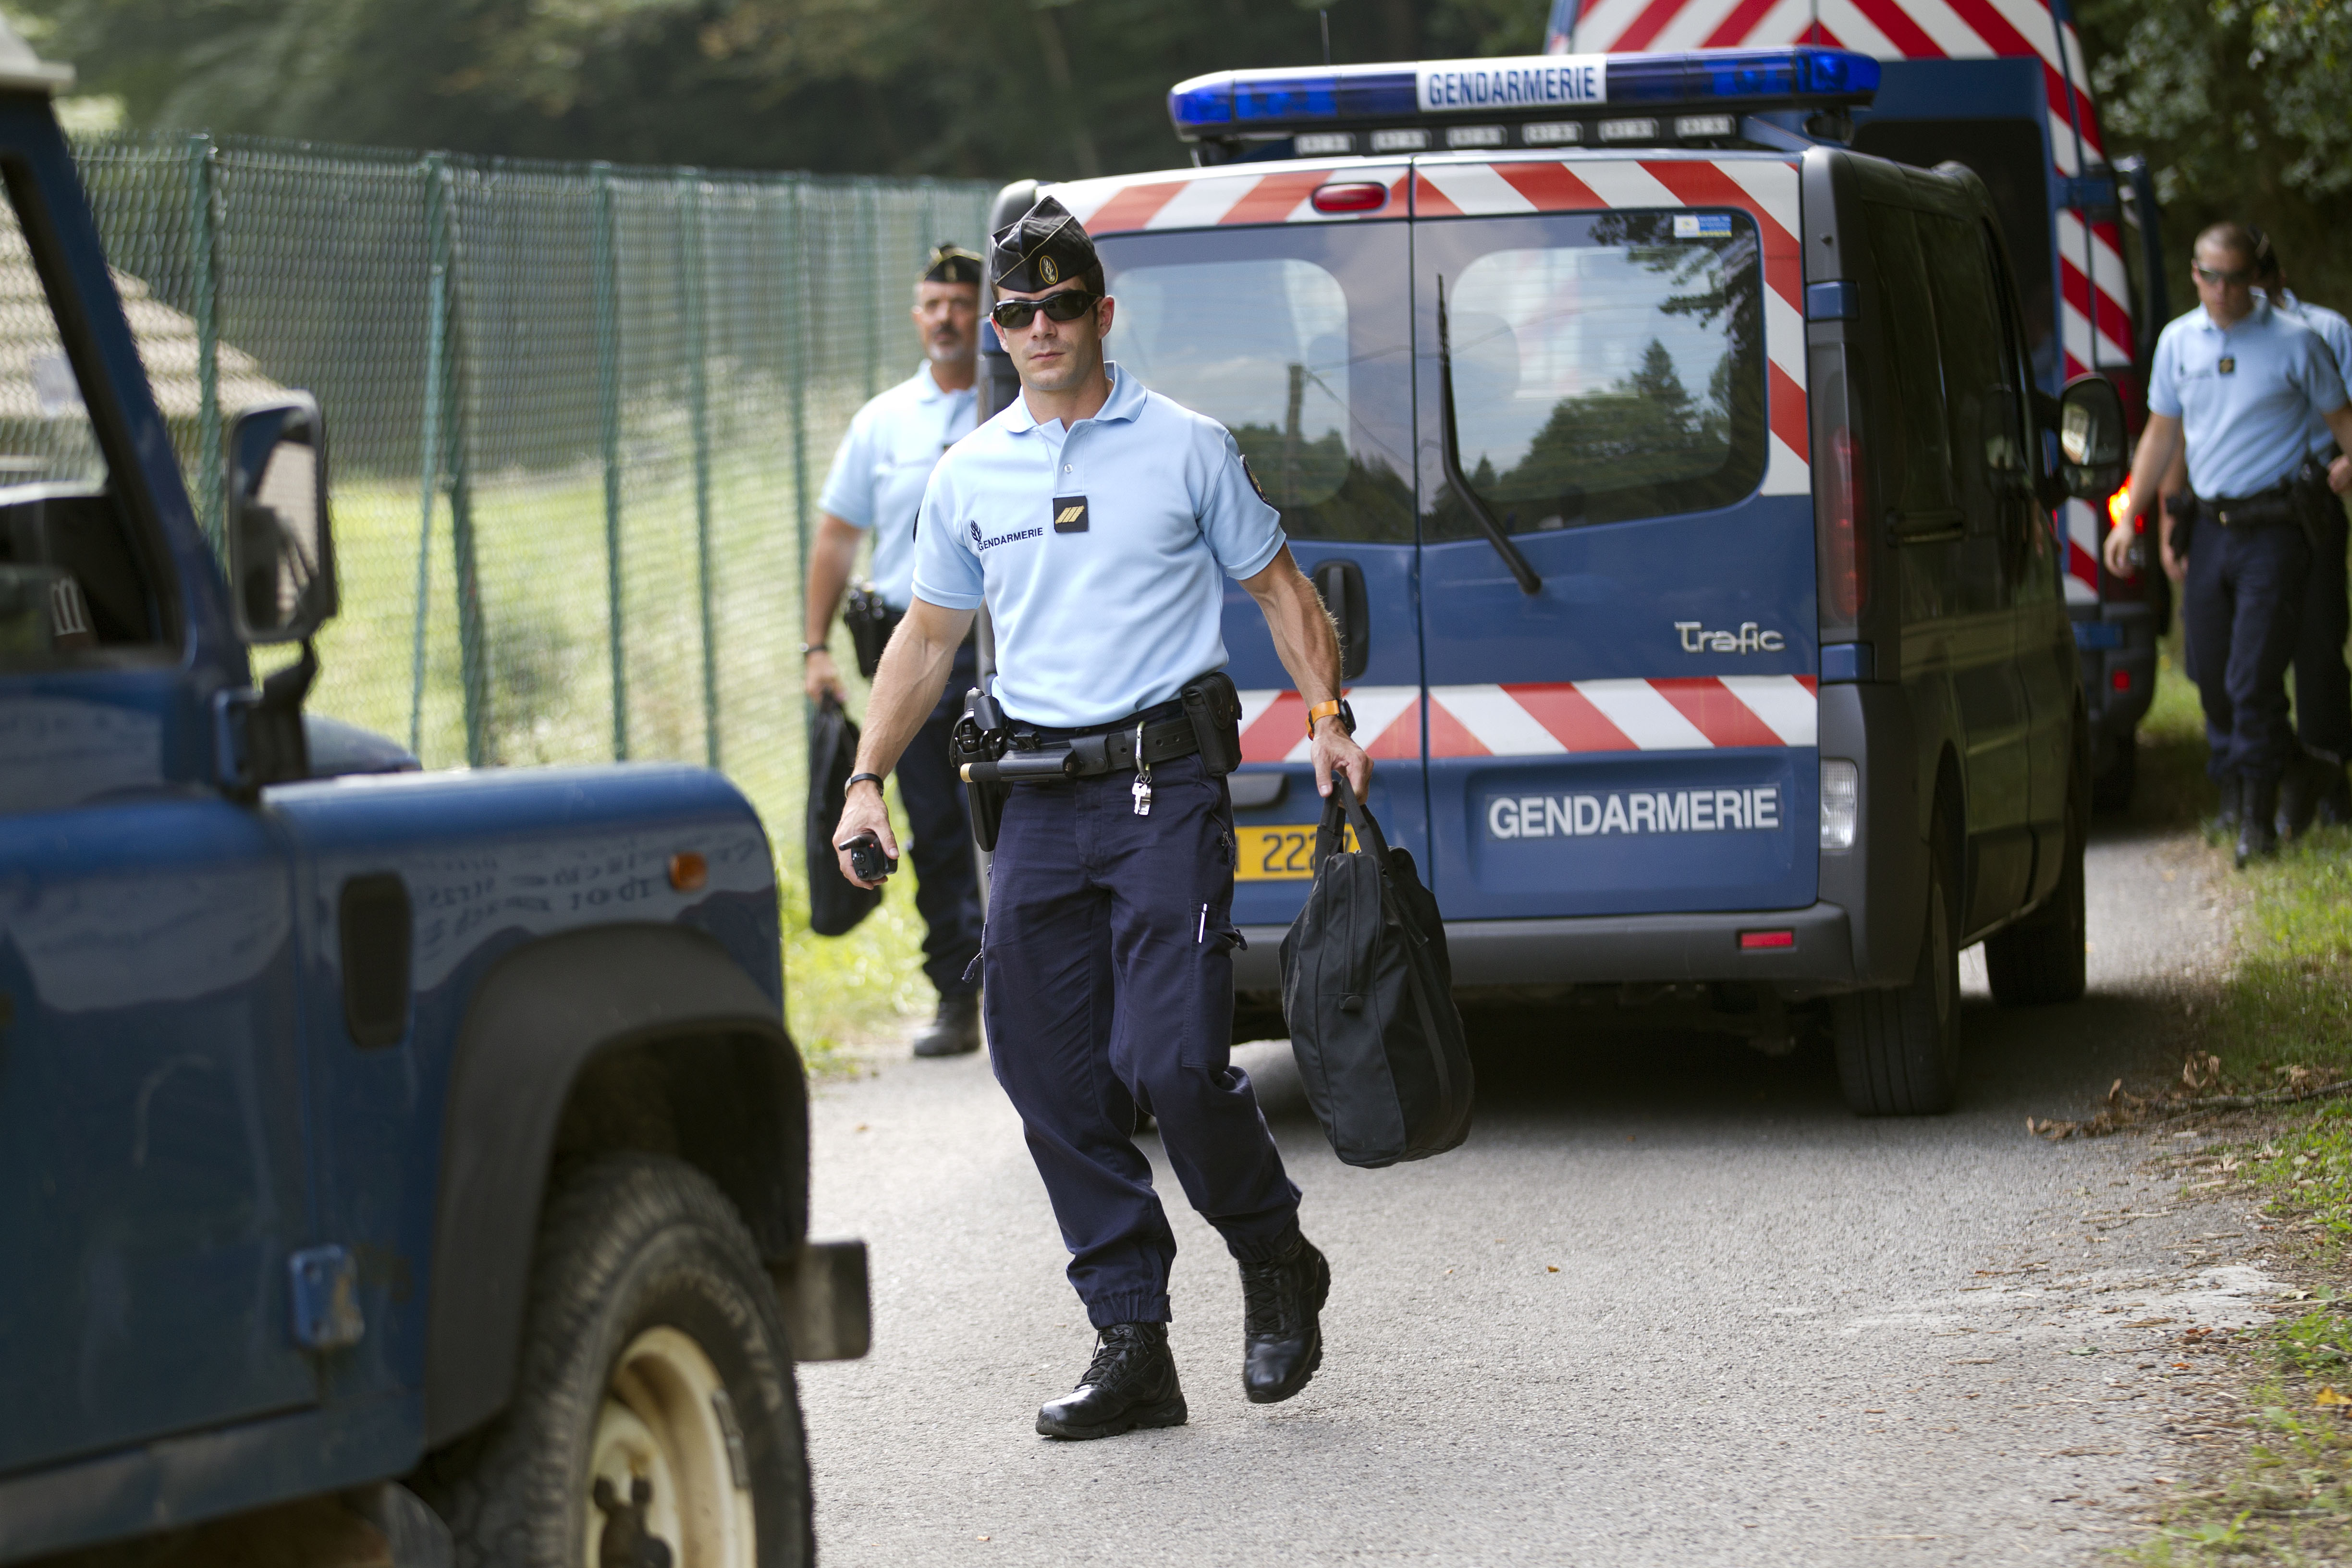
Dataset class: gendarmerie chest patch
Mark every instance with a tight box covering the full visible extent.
[2219,356,2236,375]
[1052,495,1089,533]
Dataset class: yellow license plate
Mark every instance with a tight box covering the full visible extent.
[1233,823,1353,882]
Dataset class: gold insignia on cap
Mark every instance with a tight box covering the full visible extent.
[1039,255,1060,285]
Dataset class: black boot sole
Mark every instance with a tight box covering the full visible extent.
[1035,1395,1188,1440]
[1244,1250,1333,1405]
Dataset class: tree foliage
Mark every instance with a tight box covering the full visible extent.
[2077,0,2352,318]
[10,0,1542,180]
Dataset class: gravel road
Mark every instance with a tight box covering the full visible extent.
[797,818,2275,1565]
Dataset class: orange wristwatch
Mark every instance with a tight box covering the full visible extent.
[1304,698,1356,737]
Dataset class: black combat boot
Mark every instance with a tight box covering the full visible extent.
[911,992,981,1058]
[2277,750,2336,840]
[1238,1234,1330,1405]
[2237,775,2281,869]
[1036,1323,1187,1440]
[2317,760,2352,829]
[2211,773,2244,838]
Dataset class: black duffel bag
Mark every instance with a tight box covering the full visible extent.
[1278,776,1473,1167]
[806,694,882,937]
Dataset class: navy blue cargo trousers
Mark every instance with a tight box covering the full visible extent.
[896,641,984,1000]
[982,748,1302,1328]
[2185,518,2309,785]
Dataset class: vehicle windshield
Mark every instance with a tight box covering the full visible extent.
[1427,208,1765,535]
[1098,224,1415,543]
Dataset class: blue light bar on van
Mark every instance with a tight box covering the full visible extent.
[1167,46,1879,139]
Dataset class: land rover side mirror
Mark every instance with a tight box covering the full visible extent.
[226,395,338,644]
[2055,374,2128,500]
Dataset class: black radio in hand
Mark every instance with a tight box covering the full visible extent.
[835,831,897,883]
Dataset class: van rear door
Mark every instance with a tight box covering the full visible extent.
[1059,163,1426,929]
[1409,152,1820,920]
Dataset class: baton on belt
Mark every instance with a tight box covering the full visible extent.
[959,749,1077,784]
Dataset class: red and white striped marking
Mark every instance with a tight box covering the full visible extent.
[1237,677,1818,762]
[1053,162,1415,233]
[1413,153,1809,495]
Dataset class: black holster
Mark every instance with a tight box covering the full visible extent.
[952,686,1010,852]
[2166,489,2198,559]
[2294,453,2340,554]
[1179,671,1243,775]
[843,584,901,680]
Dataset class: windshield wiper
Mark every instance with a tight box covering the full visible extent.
[1435,275,1542,597]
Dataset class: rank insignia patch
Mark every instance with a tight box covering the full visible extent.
[1039,255,1060,285]
[1052,495,1089,533]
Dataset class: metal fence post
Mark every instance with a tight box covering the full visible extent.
[592,162,627,760]
[788,180,811,600]
[408,151,448,756]
[184,133,221,554]
[441,160,488,767]
[678,169,719,771]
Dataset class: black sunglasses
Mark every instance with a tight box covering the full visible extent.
[2192,262,2254,287]
[990,290,1100,330]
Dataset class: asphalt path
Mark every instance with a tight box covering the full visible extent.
[797,818,2275,1565]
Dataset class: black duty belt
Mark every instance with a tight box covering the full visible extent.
[959,713,1199,785]
[2202,482,2298,529]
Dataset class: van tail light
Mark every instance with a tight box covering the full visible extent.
[1825,425,1862,624]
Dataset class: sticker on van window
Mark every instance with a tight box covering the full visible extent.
[1486,787,1781,840]
[1672,214,1734,239]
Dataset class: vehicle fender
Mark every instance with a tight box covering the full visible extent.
[1817,682,1928,987]
[421,922,806,1448]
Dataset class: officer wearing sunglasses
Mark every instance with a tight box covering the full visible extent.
[830,194,1372,1439]
[2103,222,2352,864]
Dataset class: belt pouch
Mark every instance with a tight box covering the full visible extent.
[952,688,1009,852]
[1180,671,1243,776]
[843,585,901,680]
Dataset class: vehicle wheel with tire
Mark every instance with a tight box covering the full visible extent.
[1984,792,2086,1006]
[1833,827,1961,1115]
[2091,731,2136,813]
[419,1153,812,1568]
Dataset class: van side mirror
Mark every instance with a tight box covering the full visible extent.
[2055,374,2127,501]
[226,395,338,644]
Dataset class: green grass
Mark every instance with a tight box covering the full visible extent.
[292,438,937,1071]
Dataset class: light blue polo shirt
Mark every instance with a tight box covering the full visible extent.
[910,362,1286,729]
[2149,297,2347,497]
[816,363,978,610]
[2272,288,2352,457]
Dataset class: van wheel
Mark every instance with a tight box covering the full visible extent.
[1984,796,2087,1006]
[1833,836,1961,1115]
[419,1154,812,1568]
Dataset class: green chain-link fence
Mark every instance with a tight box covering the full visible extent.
[66,131,994,1015]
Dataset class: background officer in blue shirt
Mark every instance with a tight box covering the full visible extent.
[832,196,1372,1440]
[2105,222,2352,864]
[802,244,986,1057]
[2253,233,2352,832]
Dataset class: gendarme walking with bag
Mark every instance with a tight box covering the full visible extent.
[830,196,1373,1440]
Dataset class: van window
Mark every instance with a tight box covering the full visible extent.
[1099,224,1415,543]
[0,175,163,665]
[1862,202,1954,520]
[1423,209,1765,535]
[1851,119,2055,381]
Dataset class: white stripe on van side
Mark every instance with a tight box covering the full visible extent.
[1572,678,1715,750]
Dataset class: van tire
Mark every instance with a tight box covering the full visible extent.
[1984,796,2086,1006]
[418,1153,812,1568]
[1832,835,1960,1115]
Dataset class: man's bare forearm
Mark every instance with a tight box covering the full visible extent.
[852,599,975,779]
[2119,414,2182,526]
[1243,549,1342,706]
[803,514,862,648]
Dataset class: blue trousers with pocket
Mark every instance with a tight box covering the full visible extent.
[2185,518,2309,785]
[895,641,984,1000]
[2293,496,2351,763]
[982,750,1301,1328]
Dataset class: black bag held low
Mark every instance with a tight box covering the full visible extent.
[806,694,882,936]
[1278,777,1473,1168]
[843,584,900,680]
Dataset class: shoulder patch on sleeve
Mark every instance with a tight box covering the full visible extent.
[1241,454,1269,503]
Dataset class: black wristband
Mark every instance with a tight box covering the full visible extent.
[845,771,885,798]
